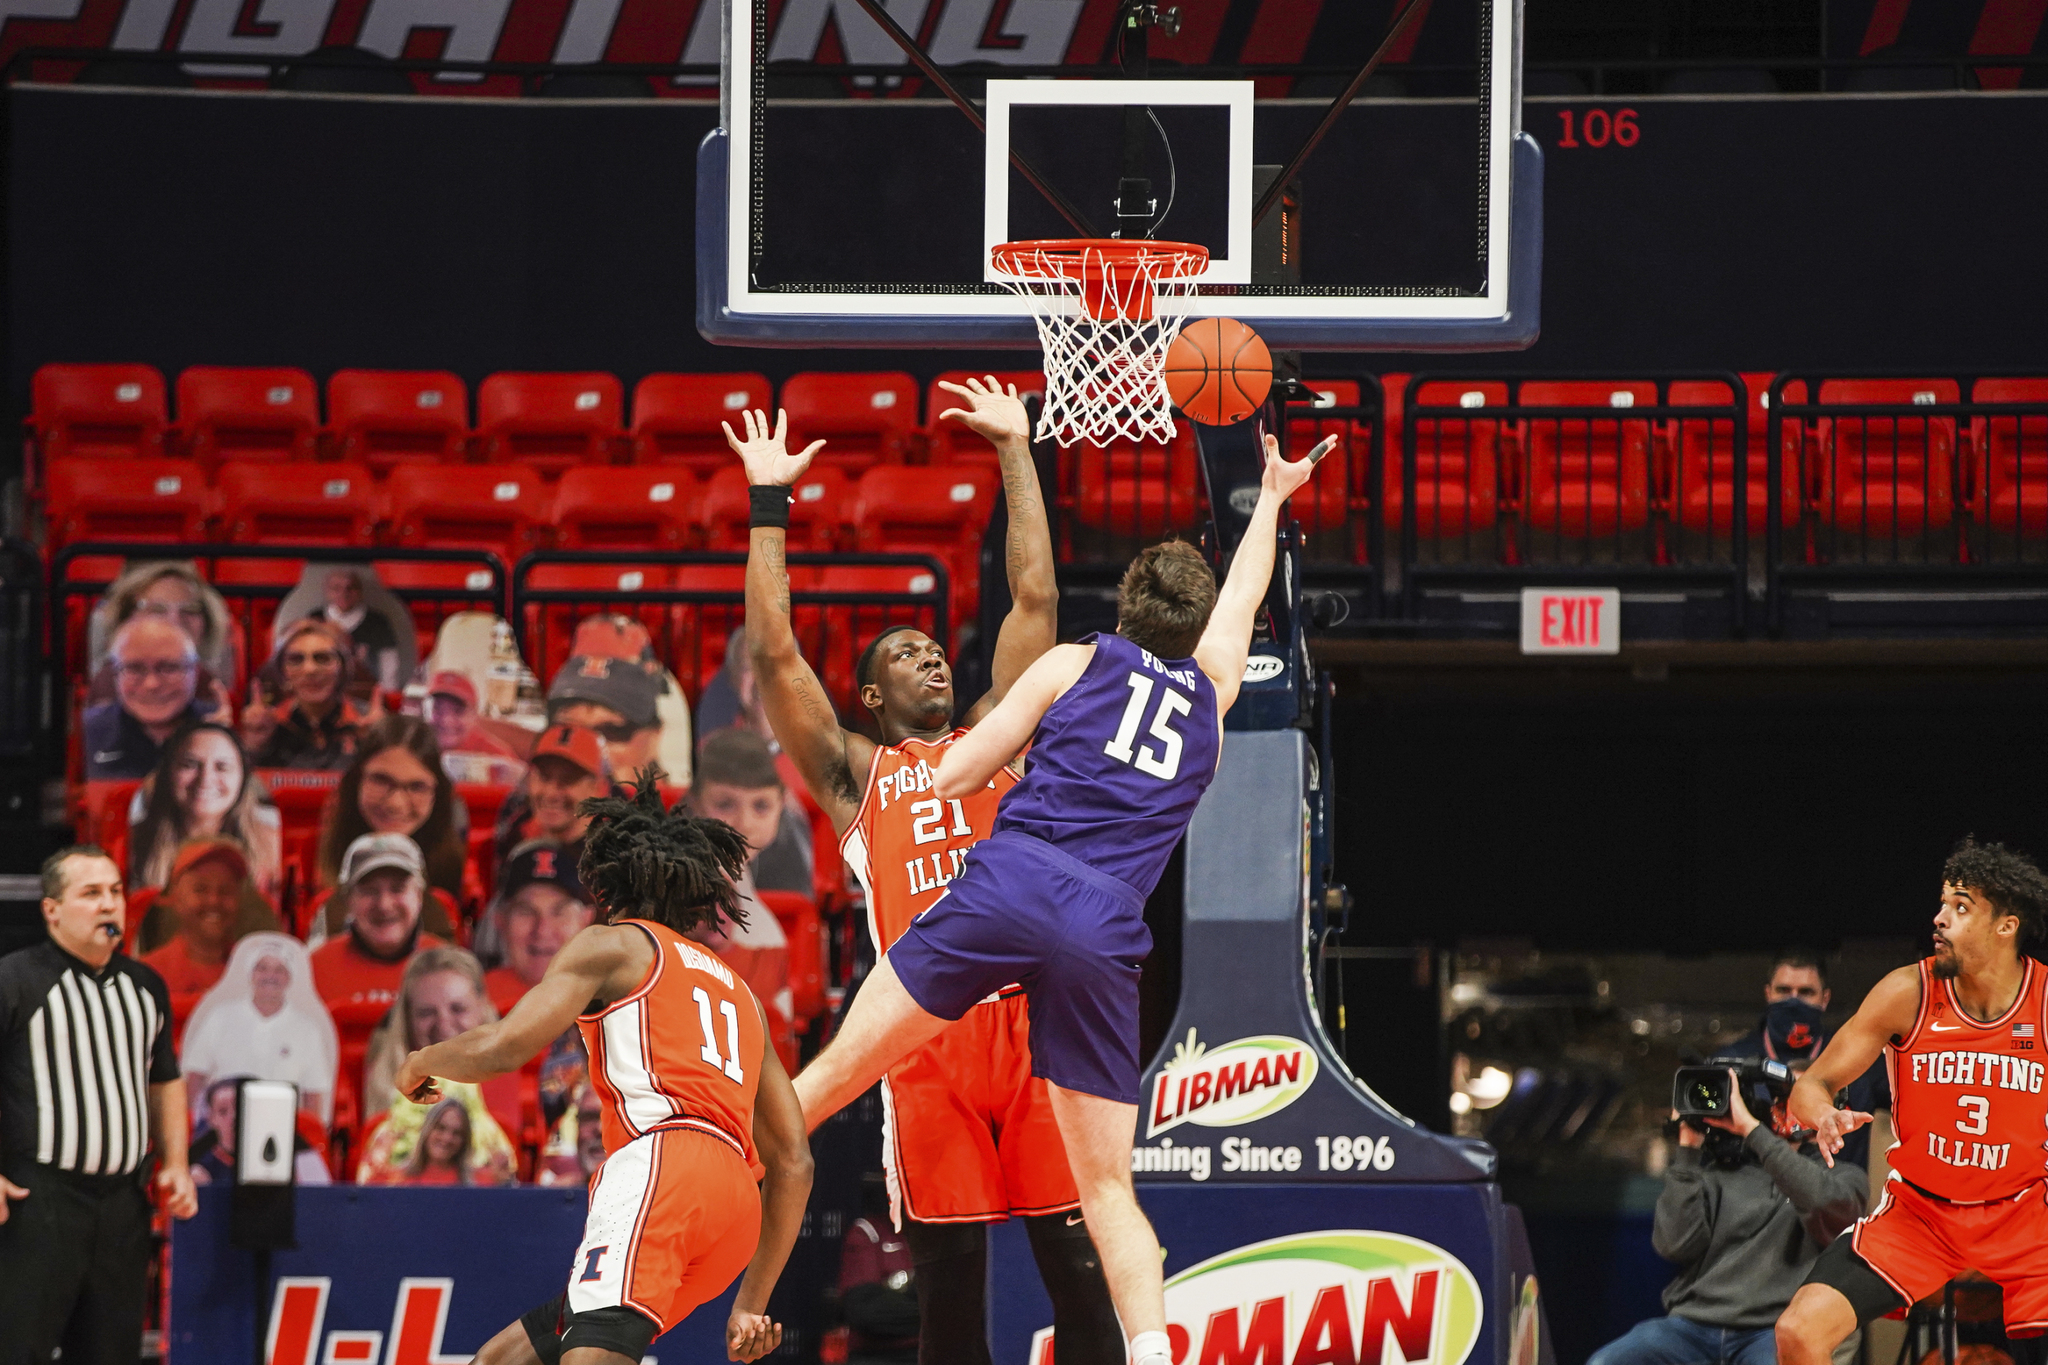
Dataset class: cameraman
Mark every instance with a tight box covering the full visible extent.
[1722,952,1889,1170]
[1587,1067,1868,1365]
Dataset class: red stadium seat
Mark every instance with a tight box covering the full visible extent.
[553,466,700,551]
[30,363,170,466]
[1669,376,1806,535]
[476,372,623,478]
[1518,380,1657,538]
[1966,378,2048,538]
[522,562,673,592]
[1969,377,2048,538]
[45,458,210,547]
[850,464,996,622]
[216,461,379,545]
[781,371,919,473]
[386,463,550,570]
[1814,379,1958,537]
[1383,378,1504,539]
[177,366,320,465]
[327,370,468,473]
[77,780,142,858]
[1286,379,1367,537]
[924,370,1046,465]
[630,372,771,476]
[1069,427,1202,538]
[701,464,851,552]
[756,888,826,1027]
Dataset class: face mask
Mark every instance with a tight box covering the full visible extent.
[1764,998,1827,1060]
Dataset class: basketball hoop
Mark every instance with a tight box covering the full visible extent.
[989,239,1209,448]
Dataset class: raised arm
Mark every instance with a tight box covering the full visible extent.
[944,379,1058,725]
[395,923,647,1101]
[1790,964,1921,1167]
[727,998,815,1363]
[1192,433,1334,714]
[729,409,876,836]
[934,643,1092,800]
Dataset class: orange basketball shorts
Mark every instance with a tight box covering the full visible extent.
[881,992,1079,1225]
[567,1127,761,1333]
[1854,1176,2048,1334]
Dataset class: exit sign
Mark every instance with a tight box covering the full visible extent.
[1520,588,1620,654]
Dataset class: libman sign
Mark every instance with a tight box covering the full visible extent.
[1027,1230,1483,1365]
[1147,1031,1319,1138]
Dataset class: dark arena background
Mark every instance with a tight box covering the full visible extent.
[2,1,2047,1363]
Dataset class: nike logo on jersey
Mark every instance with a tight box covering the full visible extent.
[1930,1022,1963,1032]
[1066,1213,1086,1226]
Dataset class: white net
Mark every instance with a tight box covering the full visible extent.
[990,241,1208,448]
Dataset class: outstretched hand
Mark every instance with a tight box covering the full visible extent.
[1808,1104,1873,1168]
[723,408,825,487]
[937,376,1031,446]
[1260,431,1336,504]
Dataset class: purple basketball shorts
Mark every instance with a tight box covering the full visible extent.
[887,831,1152,1105]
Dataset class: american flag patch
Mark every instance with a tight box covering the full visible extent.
[2015,1024,2035,1038]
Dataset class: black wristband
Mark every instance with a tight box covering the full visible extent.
[749,484,793,530]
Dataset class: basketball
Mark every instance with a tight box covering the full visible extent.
[1164,318,1273,426]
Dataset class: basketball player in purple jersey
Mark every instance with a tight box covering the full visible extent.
[794,431,1333,1365]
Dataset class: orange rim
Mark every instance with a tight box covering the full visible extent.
[989,238,1210,280]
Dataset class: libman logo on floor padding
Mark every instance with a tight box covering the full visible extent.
[1166,1230,1482,1365]
[1025,1230,1483,1365]
[1147,1030,1319,1137]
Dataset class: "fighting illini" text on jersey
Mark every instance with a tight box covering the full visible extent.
[843,731,1015,952]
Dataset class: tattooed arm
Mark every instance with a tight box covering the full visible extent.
[945,378,1058,726]
[729,409,876,836]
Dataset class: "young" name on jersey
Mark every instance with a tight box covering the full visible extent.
[1138,649,1199,690]
[1910,1050,2045,1092]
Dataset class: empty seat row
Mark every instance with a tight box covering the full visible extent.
[28,364,1046,481]
[43,459,998,621]
[1293,374,2048,542]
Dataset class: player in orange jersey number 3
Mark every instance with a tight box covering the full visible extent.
[1777,837,2048,1364]
[395,774,813,1365]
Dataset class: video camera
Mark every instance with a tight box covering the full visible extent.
[1670,1057,1802,1166]
[1672,1056,1796,1127]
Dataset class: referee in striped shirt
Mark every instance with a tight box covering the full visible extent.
[0,845,198,1364]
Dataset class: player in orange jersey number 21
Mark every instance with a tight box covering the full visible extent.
[731,383,1127,1365]
[397,775,813,1365]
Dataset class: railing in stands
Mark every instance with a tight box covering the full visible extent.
[511,550,950,718]
[1393,373,1751,637]
[1276,375,1384,570]
[51,543,507,751]
[1768,375,2048,637]
[0,540,43,758]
